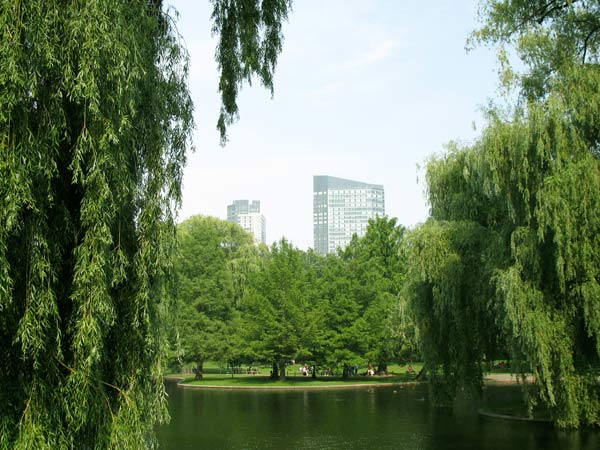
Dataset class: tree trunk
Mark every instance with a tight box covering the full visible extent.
[271,362,279,379]
[342,363,350,379]
[279,362,286,381]
[377,362,387,375]
[194,360,204,380]
[312,364,317,378]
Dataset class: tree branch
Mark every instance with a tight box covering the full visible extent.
[581,24,600,63]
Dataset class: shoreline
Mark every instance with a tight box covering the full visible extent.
[484,373,534,384]
[164,375,422,390]
[477,408,552,424]
[164,373,529,391]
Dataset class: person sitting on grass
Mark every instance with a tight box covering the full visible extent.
[407,364,415,374]
[363,364,375,376]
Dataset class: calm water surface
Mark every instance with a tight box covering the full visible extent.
[157,380,599,450]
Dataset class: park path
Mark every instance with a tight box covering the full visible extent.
[485,373,533,384]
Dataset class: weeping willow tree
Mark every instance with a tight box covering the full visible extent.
[408,100,600,427]
[470,0,600,155]
[0,0,290,448]
[406,0,600,428]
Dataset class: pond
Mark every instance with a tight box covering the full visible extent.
[157,380,599,450]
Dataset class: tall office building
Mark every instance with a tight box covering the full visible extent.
[313,176,385,254]
[227,199,266,244]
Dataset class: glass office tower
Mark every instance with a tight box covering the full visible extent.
[313,176,385,254]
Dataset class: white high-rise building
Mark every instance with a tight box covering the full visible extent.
[313,175,385,254]
[227,199,266,244]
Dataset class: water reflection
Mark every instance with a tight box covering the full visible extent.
[157,381,599,450]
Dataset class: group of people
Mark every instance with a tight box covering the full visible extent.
[299,364,313,376]
[293,362,416,377]
[297,364,334,376]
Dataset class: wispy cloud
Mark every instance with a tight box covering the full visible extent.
[311,81,346,95]
[338,39,400,70]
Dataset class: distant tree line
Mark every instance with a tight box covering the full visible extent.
[171,215,417,380]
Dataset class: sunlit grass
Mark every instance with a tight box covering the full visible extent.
[166,361,425,387]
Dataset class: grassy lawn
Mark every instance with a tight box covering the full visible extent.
[179,374,416,387]
[171,361,423,376]
[168,360,529,384]
[167,361,424,387]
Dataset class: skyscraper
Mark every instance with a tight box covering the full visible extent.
[227,199,266,244]
[313,175,385,254]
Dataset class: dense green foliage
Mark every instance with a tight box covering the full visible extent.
[471,0,600,101]
[173,216,414,380]
[471,0,600,162]
[406,0,600,427]
[173,216,256,377]
[0,2,192,448]
[0,1,290,448]
[316,218,412,376]
[341,217,411,373]
[243,239,314,379]
[409,101,600,427]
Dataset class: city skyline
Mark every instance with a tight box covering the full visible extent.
[171,0,499,249]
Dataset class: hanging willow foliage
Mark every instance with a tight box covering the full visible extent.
[0,1,193,448]
[1,0,291,447]
[211,0,291,144]
[408,99,600,427]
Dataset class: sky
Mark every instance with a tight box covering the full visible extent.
[167,0,500,249]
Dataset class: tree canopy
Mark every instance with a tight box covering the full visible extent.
[243,239,313,379]
[403,0,600,427]
[471,0,600,157]
[471,0,600,98]
[0,1,290,448]
[173,216,256,378]
[408,98,600,427]
[172,217,413,380]
[338,217,410,374]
